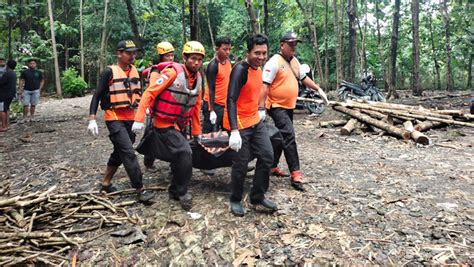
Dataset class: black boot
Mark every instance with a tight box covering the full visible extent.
[230,201,245,217]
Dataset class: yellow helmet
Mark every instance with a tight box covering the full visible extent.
[182,41,205,56]
[156,41,175,55]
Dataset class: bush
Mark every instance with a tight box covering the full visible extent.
[61,68,88,97]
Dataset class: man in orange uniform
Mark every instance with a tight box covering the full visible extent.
[132,41,205,211]
[142,41,175,171]
[224,34,278,217]
[87,40,155,203]
[260,32,329,191]
[202,36,232,132]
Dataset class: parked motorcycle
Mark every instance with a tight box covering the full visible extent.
[295,64,326,115]
[338,75,386,102]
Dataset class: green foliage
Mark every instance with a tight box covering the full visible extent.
[9,100,22,115]
[60,68,88,98]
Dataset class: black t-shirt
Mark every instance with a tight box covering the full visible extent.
[20,69,43,91]
[0,70,17,100]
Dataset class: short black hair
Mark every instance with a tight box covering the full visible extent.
[215,36,231,48]
[27,58,37,63]
[247,33,268,52]
[7,60,16,69]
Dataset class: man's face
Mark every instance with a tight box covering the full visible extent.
[216,44,231,60]
[184,53,203,73]
[161,52,174,62]
[281,41,298,58]
[118,50,137,65]
[247,44,267,68]
[28,61,37,69]
[0,59,5,68]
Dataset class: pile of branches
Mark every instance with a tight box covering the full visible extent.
[0,185,149,265]
[329,100,474,144]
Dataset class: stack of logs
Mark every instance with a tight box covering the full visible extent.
[326,100,474,145]
[0,185,162,265]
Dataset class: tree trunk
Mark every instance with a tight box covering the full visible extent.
[99,0,109,74]
[441,0,454,91]
[375,0,387,91]
[296,0,324,85]
[64,0,69,70]
[411,0,422,96]
[189,0,200,40]
[124,0,142,49]
[182,0,187,44]
[428,11,441,90]
[263,0,269,35]
[467,53,473,89]
[80,0,85,79]
[347,0,357,82]
[245,0,259,34]
[333,0,343,86]
[47,0,62,97]
[205,2,215,48]
[356,0,367,79]
[7,0,12,59]
[387,0,401,99]
[324,0,329,89]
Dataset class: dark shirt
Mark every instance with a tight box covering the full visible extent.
[206,58,218,109]
[20,68,43,91]
[89,67,113,115]
[0,69,17,100]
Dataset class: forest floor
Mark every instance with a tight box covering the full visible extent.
[0,90,473,265]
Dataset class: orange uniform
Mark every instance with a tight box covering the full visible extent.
[223,61,262,130]
[262,54,305,109]
[135,67,201,136]
[203,58,232,109]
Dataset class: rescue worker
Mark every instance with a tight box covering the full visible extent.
[260,32,329,191]
[142,41,175,171]
[202,36,232,133]
[87,40,155,203]
[224,34,278,217]
[131,41,205,211]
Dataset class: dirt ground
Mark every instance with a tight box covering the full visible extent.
[0,91,473,265]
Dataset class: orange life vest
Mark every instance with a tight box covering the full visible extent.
[108,65,142,109]
[152,62,201,124]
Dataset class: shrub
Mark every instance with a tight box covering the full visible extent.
[61,68,88,98]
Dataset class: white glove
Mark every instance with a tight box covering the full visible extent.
[258,110,266,121]
[229,131,242,152]
[209,111,217,124]
[132,122,145,133]
[318,88,330,105]
[87,120,99,136]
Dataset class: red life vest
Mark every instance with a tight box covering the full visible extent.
[152,62,201,124]
[108,65,142,109]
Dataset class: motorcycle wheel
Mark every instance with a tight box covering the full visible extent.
[304,95,326,115]
[371,91,386,102]
[338,88,351,101]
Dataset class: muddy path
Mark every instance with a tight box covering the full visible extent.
[0,92,472,265]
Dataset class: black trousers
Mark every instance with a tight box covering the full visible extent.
[154,127,193,197]
[230,121,273,203]
[268,107,300,172]
[106,120,143,189]
[202,101,225,133]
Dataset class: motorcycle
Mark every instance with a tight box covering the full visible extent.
[295,64,326,115]
[338,74,386,102]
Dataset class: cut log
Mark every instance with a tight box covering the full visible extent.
[403,121,430,145]
[318,119,348,127]
[333,106,411,139]
[414,120,445,132]
[340,118,362,135]
[338,102,474,127]
[345,101,453,119]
